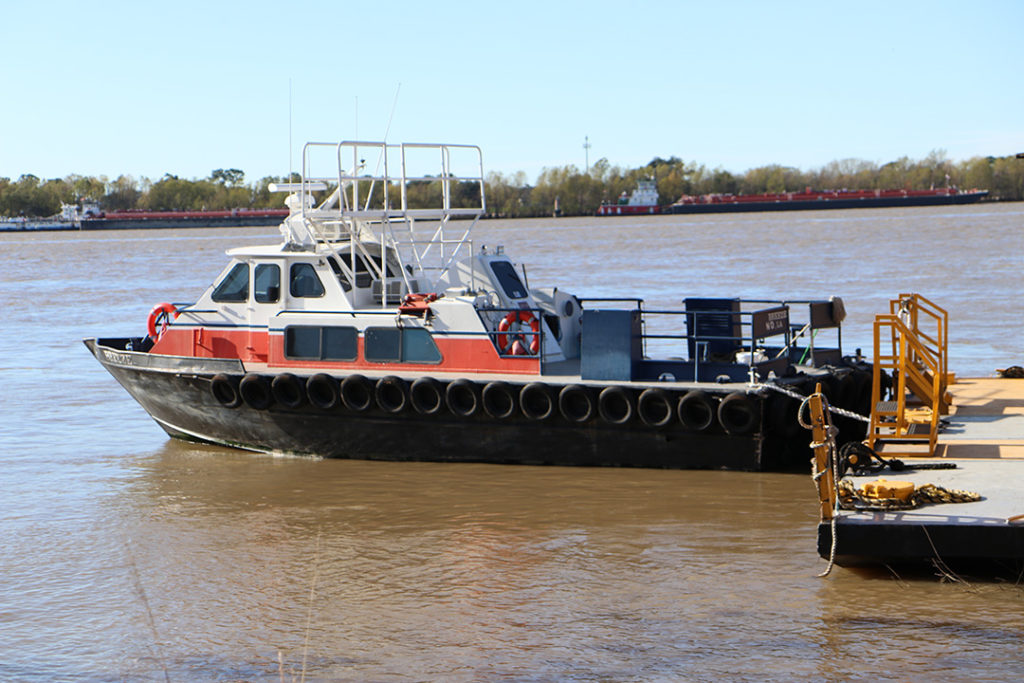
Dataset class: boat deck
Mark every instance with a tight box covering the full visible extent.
[819,377,1024,566]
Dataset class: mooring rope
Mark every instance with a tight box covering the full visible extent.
[800,392,841,577]
[758,381,871,423]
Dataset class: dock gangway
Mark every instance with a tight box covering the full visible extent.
[868,293,950,458]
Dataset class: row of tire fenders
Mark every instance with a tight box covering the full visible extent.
[209,372,764,435]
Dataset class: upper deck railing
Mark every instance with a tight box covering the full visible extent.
[278,141,486,305]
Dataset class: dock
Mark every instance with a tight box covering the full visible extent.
[817,376,1024,567]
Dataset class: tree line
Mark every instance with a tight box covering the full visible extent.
[3,152,1022,219]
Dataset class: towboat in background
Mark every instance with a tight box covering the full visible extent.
[597,179,661,216]
[86,140,873,470]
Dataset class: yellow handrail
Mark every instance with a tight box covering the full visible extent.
[870,297,945,457]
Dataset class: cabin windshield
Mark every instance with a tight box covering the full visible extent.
[290,263,325,298]
[212,263,249,302]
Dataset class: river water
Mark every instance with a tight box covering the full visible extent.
[1,204,1023,681]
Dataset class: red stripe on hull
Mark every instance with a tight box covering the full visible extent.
[150,327,540,375]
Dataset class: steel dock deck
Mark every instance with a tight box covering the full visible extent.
[818,377,1024,567]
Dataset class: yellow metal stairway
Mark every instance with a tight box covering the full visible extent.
[868,294,952,458]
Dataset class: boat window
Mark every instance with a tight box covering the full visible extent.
[330,253,397,289]
[402,328,442,363]
[284,325,358,361]
[290,263,325,298]
[327,256,351,292]
[490,260,528,299]
[254,264,280,304]
[364,327,401,362]
[284,326,320,359]
[212,263,249,303]
[364,326,441,364]
[322,326,358,360]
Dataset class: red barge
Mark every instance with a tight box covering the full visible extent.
[668,187,989,214]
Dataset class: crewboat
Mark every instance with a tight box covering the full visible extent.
[86,141,872,470]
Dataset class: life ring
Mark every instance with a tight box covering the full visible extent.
[718,392,761,435]
[496,310,540,355]
[375,376,407,414]
[239,373,273,410]
[271,373,306,409]
[482,381,517,419]
[340,374,373,412]
[519,382,554,420]
[677,390,715,431]
[446,379,480,417]
[558,384,594,423]
[211,373,242,409]
[410,377,444,415]
[146,302,179,340]
[637,388,674,427]
[598,386,633,425]
[306,374,339,410]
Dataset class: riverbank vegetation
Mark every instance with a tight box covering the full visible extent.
[2,152,1022,218]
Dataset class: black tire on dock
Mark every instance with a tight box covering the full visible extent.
[306,373,339,410]
[598,386,633,425]
[271,373,306,409]
[446,379,480,417]
[520,382,554,420]
[482,381,517,419]
[558,384,594,423]
[410,377,444,415]
[375,376,407,414]
[638,387,674,427]
[340,374,373,412]
[677,390,715,431]
[239,373,273,411]
[718,392,760,435]
[211,373,242,409]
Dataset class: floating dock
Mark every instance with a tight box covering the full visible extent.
[817,376,1024,567]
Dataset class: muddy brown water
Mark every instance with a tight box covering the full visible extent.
[1,204,1023,681]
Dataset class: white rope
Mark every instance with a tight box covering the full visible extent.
[758,381,871,423]
[801,391,840,577]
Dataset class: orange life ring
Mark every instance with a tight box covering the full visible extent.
[147,302,179,340]
[496,310,540,355]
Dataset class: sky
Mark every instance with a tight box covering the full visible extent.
[3,0,1022,185]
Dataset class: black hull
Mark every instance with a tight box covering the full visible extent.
[818,521,1024,568]
[80,215,286,230]
[86,338,862,471]
[667,192,989,214]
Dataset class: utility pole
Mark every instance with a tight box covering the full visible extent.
[583,136,592,174]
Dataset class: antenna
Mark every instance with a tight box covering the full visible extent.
[365,83,402,209]
[288,78,293,182]
[583,135,592,174]
[382,82,402,142]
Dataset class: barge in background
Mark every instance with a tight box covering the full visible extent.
[667,187,989,214]
[80,208,289,230]
[86,140,873,471]
[1,206,289,232]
